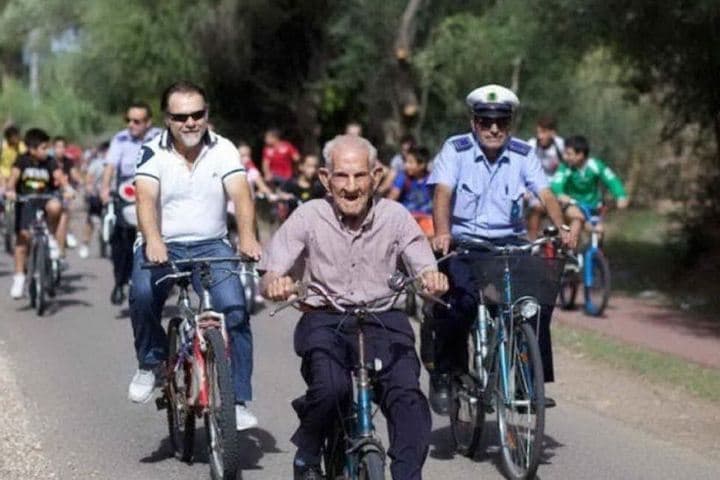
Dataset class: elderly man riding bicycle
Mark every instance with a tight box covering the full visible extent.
[259,134,448,480]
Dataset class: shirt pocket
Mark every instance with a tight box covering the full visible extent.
[492,182,526,225]
[453,182,481,221]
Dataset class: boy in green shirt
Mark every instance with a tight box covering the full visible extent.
[551,135,629,242]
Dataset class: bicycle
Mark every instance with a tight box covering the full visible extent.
[146,256,244,480]
[3,197,15,254]
[99,199,115,259]
[447,232,564,480]
[17,193,62,316]
[558,201,610,316]
[271,273,449,480]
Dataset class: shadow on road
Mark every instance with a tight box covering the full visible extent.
[429,420,564,473]
[141,426,280,476]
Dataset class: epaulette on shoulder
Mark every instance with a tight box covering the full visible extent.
[450,135,473,152]
[508,138,531,156]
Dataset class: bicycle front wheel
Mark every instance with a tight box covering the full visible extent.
[558,266,579,310]
[497,322,545,480]
[204,328,241,480]
[584,250,611,316]
[358,450,385,480]
[33,241,47,316]
[322,419,347,480]
[449,373,485,457]
[166,318,195,462]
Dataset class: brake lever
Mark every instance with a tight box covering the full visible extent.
[269,294,299,317]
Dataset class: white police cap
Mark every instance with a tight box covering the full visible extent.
[465,84,519,118]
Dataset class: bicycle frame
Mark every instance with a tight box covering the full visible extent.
[164,264,229,411]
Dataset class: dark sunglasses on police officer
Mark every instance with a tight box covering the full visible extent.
[125,116,148,125]
[474,116,511,130]
[167,109,207,123]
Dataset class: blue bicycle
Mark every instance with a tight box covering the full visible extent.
[271,275,447,480]
[448,232,565,480]
[558,202,611,316]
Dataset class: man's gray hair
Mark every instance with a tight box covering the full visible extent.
[322,134,378,171]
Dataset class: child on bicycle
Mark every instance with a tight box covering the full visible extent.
[551,135,629,244]
[4,128,71,299]
[388,146,434,236]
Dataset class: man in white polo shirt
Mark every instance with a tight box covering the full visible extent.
[129,81,262,430]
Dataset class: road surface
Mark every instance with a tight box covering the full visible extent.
[0,251,718,479]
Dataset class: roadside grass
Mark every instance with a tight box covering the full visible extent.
[554,324,720,404]
[602,208,718,313]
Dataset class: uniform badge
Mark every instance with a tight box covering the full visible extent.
[451,136,473,152]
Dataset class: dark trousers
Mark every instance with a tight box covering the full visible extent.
[432,240,555,382]
[291,311,431,480]
[110,225,136,287]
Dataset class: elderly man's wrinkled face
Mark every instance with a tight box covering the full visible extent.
[472,115,511,152]
[165,92,208,149]
[321,146,381,219]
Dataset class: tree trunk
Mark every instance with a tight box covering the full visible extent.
[390,0,424,144]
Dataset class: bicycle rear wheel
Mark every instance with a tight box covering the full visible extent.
[166,318,195,462]
[558,265,579,310]
[584,250,611,316]
[358,450,385,480]
[204,328,241,480]
[497,321,545,480]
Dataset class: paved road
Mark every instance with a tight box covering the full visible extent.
[0,251,719,480]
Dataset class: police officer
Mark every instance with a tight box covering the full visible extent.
[427,84,577,414]
[100,102,161,305]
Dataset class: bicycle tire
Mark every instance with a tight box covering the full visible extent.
[358,450,385,480]
[4,229,12,255]
[449,373,485,457]
[558,268,578,310]
[497,321,545,480]
[584,250,611,317]
[204,328,242,480]
[34,240,47,316]
[322,420,347,480]
[166,318,195,462]
[98,230,107,258]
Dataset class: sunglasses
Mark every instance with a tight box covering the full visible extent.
[474,116,511,130]
[125,117,147,125]
[167,109,206,123]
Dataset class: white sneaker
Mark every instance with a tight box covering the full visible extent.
[48,237,60,260]
[66,233,78,248]
[128,369,156,403]
[10,273,25,299]
[235,404,258,430]
[78,244,89,259]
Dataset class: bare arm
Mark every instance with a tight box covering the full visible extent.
[4,167,21,199]
[100,163,115,204]
[431,183,453,254]
[136,177,167,263]
[538,187,576,248]
[225,174,262,259]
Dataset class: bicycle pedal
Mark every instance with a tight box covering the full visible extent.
[155,396,168,411]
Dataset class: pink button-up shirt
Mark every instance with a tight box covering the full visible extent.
[259,197,436,309]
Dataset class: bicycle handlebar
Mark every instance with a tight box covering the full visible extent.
[141,255,252,270]
[456,234,557,255]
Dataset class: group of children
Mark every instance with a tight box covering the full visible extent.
[1,126,82,298]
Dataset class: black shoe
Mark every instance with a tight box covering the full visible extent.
[544,396,557,409]
[294,464,323,480]
[429,373,450,415]
[110,285,125,305]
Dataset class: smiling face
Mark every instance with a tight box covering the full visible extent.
[472,115,511,154]
[164,92,208,149]
[319,141,382,220]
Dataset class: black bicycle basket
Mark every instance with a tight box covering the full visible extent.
[468,254,565,305]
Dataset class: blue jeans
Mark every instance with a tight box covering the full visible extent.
[129,239,253,401]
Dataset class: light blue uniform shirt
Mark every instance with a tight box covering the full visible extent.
[428,133,548,239]
[106,127,162,178]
